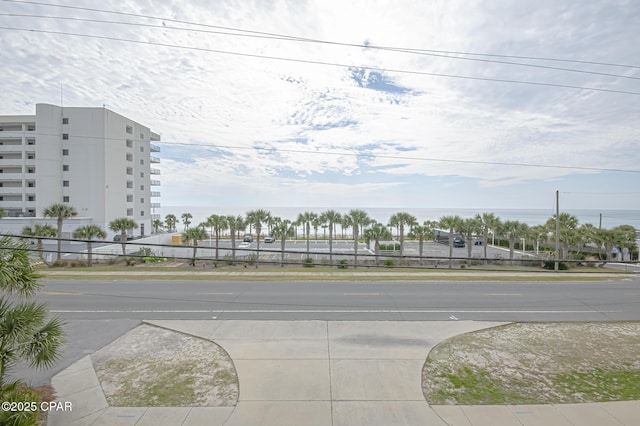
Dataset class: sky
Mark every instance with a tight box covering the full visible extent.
[1,0,639,211]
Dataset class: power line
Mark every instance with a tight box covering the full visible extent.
[2,25,640,97]
[4,0,640,71]
[3,12,640,82]
[11,129,640,174]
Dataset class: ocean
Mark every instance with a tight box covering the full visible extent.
[159,206,640,231]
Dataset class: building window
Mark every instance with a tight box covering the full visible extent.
[63,165,69,171]
[140,211,144,217]
[140,185,144,190]
[126,181,133,188]
[127,194,133,202]
[27,181,35,187]
[63,196,69,202]
[140,198,144,203]
[140,133,144,140]
[27,139,35,145]
[126,167,133,175]
[0,196,3,201]
[126,153,133,161]
[126,139,133,148]
[27,195,35,201]
[140,172,144,178]
[62,118,69,124]
[27,168,35,173]
[27,153,35,160]
[126,208,133,216]
[62,133,69,140]
[140,146,144,152]
[126,125,133,134]
[62,149,69,155]
[63,180,69,187]
[27,124,35,131]
[140,159,144,165]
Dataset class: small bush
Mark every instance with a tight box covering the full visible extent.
[383,259,395,268]
[303,257,314,268]
[337,259,348,269]
[543,260,570,270]
[223,254,235,265]
[51,259,67,268]
[70,260,87,268]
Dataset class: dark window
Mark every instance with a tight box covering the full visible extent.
[63,180,69,187]
[63,165,69,171]
[62,149,69,155]
[62,118,69,124]
[62,133,69,140]
[63,196,69,202]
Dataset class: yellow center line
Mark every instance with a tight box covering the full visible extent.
[484,293,521,296]
[344,293,380,296]
[42,291,84,296]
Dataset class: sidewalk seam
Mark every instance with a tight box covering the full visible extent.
[326,321,334,426]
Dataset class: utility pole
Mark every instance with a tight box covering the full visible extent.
[555,190,560,271]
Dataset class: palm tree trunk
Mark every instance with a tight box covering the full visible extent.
[329,227,334,267]
[57,218,63,260]
[353,229,359,268]
[87,241,93,267]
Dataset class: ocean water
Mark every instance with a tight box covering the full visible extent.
[159,206,640,231]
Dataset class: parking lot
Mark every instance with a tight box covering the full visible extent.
[141,238,524,265]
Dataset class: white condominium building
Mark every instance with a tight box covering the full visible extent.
[0,103,161,237]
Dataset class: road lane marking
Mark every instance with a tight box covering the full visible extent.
[42,291,84,296]
[343,293,380,296]
[198,292,234,295]
[484,293,521,296]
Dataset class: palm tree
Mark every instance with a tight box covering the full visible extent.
[21,224,57,261]
[0,236,65,425]
[365,223,392,265]
[346,209,370,268]
[246,209,271,267]
[545,213,579,260]
[181,213,193,231]
[410,224,434,265]
[152,219,164,233]
[476,212,501,261]
[388,212,417,256]
[43,203,78,260]
[182,226,208,263]
[271,220,295,267]
[320,210,342,266]
[165,214,177,232]
[499,220,530,260]
[109,218,138,255]
[458,217,481,258]
[439,215,463,268]
[296,211,317,257]
[72,225,106,267]
[206,214,228,260]
[528,224,548,255]
[226,215,245,260]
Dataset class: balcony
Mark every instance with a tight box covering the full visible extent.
[150,203,161,208]
[150,179,160,186]
[150,155,160,163]
[150,191,161,197]
[0,186,22,194]
[150,143,161,152]
[150,168,161,175]
[151,213,161,220]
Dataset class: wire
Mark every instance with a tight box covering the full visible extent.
[11,129,640,174]
[2,26,639,97]
[3,12,640,82]
[4,0,640,71]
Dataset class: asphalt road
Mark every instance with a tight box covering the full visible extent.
[39,278,640,322]
[16,277,640,386]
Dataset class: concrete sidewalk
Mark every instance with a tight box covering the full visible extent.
[48,320,640,425]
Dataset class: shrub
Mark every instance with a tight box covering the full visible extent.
[383,259,395,268]
[337,259,348,269]
[303,257,314,268]
[543,260,570,270]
